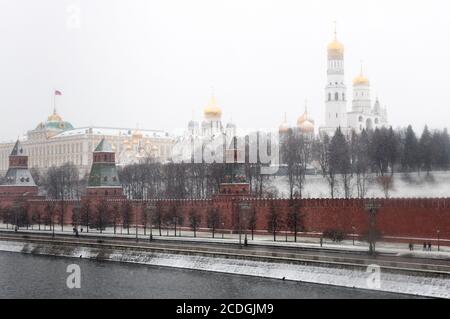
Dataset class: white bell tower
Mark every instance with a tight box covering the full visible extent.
[324,24,348,130]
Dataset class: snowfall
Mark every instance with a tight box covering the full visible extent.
[0,240,449,299]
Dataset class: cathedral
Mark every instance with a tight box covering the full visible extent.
[279,28,389,138]
[319,29,388,137]
[171,94,236,163]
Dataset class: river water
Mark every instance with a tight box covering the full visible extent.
[0,251,412,299]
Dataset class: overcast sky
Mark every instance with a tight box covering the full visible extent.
[0,0,449,141]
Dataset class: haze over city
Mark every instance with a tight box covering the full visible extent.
[0,0,449,141]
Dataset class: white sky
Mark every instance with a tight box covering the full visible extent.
[0,0,449,141]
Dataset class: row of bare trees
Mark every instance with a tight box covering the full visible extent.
[280,125,450,199]
[1,199,306,242]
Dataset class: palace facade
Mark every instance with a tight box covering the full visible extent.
[0,109,175,175]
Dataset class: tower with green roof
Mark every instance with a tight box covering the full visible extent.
[86,139,124,198]
[0,140,38,196]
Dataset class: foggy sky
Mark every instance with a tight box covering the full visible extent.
[0,0,449,141]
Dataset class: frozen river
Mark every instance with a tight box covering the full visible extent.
[0,251,413,299]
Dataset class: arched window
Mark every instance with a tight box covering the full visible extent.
[342,93,345,101]
[328,93,331,101]
[335,92,339,101]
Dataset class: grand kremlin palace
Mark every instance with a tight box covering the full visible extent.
[0,109,174,175]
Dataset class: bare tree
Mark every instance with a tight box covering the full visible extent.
[152,202,164,236]
[121,201,133,235]
[80,199,92,232]
[266,202,280,241]
[92,199,110,233]
[314,134,337,198]
[247,206,258,240]
[286,202,303,242]
[111,204,121,234]
[206,207,222,238]
[188,208,202,237]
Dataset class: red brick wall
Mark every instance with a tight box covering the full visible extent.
[3,195,450,241]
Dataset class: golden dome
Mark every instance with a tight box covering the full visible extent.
[48,109,63,122]
[353,74,369,86]
[132,129,143,141]
[203,95,222,119]
[327,39,344,59]
[353,62,370,86]
[297,110,315,127]
[297,108,315,133]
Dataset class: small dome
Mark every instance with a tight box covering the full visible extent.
[299,120,315,133]
[279,122,290,133]
[353,74,370,86]
[48,112,63,122]
[203,95,222,119]
[38,109,74,131]
[297,108,315,133]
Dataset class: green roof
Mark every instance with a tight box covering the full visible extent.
[88,163,121,187]
[10,140,25,156]
[94,139,113,152]
[44,121,74,130]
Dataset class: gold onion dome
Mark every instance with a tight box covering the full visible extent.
[48,109,63,122]
[297,108,315,133]
[327,38,344,59]
[353,66,370,86]
[203,95,222,119]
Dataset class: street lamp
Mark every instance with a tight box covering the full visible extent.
[147,202,157,242]
[135,207,139,242]
[238,201,251,248]
[437,230,440,252]
[365,199,381,256]
[352,226,356,246]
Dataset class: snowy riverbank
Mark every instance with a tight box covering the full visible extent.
[0,239,449,298]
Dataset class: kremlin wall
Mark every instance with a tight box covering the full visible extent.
[0,31,447,245]
[0,139,449,244]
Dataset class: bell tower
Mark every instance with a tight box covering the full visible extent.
[324,23,348,132]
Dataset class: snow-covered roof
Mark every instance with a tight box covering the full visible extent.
[51,127,172,139]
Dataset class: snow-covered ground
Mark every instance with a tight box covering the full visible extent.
[0,240,449,298]
[271,171,450,198]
